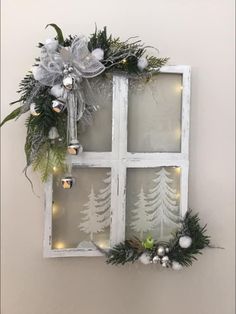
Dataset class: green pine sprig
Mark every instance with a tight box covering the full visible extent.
[106,211,211,267]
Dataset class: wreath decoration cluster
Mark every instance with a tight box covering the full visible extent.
[102,211,211,269]
[1,25,213,268]
[1,24,168,183]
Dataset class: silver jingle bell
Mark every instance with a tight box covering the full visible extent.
[61,176,74,189]
[63,76,74,90]
[152,256,160,264]
[157,245,165,257]
[67,143,83,155]
[52,100,65,113]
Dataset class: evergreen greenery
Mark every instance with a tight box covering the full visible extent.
[106,211,210,267]
[0,24,169,182]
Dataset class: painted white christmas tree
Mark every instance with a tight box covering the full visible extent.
[145,167,180,238]
[79,172,111,241]
[95,171,111,229]
[130,186,153,239]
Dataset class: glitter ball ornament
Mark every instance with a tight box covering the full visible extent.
[52,100,65,113]
[30,103,40,116]
[157,246,165,257]
[61,177,73,189]
[67,143,83,155]
[179,236,192,249]
[92,48,104,61]
[63,76,74,90]
[172,261,183,271]
[139,253,152,265]
[137,56,148,71]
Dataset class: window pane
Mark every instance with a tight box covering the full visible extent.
[78,75,113,152]
[52,167,111,250]
[128,74,182,152]
[126,167,181,241]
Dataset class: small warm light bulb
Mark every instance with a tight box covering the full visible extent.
[98,241,106,249]
[122,58,127,64]
[54,241,65,249]
[53,166,57,172]
[52,203,58,216]
[175,128,181,140]
[175,167,181,174]
[176,192,180,199]
[175,85,183,93]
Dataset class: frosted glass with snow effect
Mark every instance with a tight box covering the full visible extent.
[128,74,182,152]
[78,76,113,152]
[52,167,111,250]
[126,166,181,241]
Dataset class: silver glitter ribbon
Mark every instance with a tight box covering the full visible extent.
[35,36,105,144]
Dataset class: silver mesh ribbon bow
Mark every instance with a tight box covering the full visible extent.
[35,36,105,144]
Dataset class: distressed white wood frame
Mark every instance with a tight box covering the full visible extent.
[43,65,191,258]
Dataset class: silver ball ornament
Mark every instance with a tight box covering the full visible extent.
[152,256,160,264]
[165,247,170,253]
[157,246,165,257]
[161,256,169,263]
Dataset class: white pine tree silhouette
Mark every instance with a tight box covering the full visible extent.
[79,173,111,241]
[95,172,111,229]
[79,185,104,241]
[130,186,153,239]
[146,167,180,238]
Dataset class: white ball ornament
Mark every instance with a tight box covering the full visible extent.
[172,261,183,271]
[179,236,192,249]
[45,38,58,52]
[137,56,148,71]
[50,85,64,98]
[139,253,152,265]
[92,48,104,61]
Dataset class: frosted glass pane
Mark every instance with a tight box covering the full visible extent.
[52,167,111,250]
[128,74,182,152]
[78,76,113,152]
[126,167,181,241]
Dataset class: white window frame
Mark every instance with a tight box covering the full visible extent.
[43,65,191,258]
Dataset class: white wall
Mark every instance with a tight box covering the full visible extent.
[1,1,235,314]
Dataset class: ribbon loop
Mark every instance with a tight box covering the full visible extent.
[33,36,105,145]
